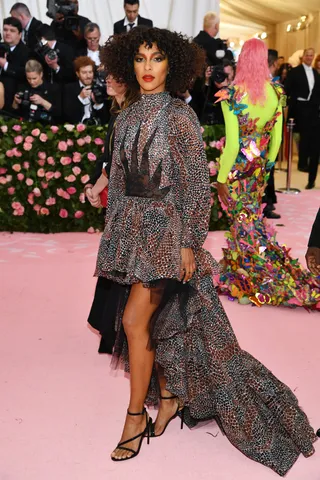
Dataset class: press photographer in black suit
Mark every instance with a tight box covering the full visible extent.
[76,23,102,68]
[63,56,109,125]
[50,0,91,52]
[12,59,62,124]
[0,17,29,111]
[10,2,42,50]
[34,25,75,84]
[285,48,320,189]
[113,0,153,34]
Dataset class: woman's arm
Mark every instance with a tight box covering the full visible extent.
[0,82,4,110]
[217,100,239,183]
[268,103,283,165]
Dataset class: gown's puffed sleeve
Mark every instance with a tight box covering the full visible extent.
[169,105,211,250]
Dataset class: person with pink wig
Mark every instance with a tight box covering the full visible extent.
[216,38,320,309]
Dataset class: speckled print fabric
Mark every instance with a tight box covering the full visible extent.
[94,92,316,476]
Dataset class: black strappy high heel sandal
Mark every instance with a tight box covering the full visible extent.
[111,407,152,462]
[150,395,185,438]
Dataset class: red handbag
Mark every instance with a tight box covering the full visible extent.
[99,186,108,208]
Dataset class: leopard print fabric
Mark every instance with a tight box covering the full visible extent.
[94,92,316,476]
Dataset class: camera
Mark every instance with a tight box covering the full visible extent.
[46,0,80,30]
[17,90,32,108]
[16,90,52,123]
[0,42,10,59]
[34,40,58,62]
[92,72,107,104]
[211,65,228,85]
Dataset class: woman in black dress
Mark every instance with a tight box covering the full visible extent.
[90,28,317,473]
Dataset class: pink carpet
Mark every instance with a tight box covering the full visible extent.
[1,190,319,480]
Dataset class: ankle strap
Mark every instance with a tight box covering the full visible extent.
[160,395,177,400]
[127,407,146,416]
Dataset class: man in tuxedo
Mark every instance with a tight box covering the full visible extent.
[63,56,109,124]
[0,17,29,111]
[76,23,102,67]
[285,48,320,189]
[10,2,42,50]
[193,12,233,66]
[113,0,153,35]
[306,208,320,276]
[51,0,91,52]
[36,25,75,84]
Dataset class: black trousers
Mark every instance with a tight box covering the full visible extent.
[295,101,320,184]
[263,166,277,214]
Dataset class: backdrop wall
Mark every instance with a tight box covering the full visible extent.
[0,0,219,40]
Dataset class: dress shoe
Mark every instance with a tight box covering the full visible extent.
[305,183,315,190]
[298,167,309,173]
[264,211,281,219]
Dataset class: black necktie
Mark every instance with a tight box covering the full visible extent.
[24,29,28,44]
[128,23,134,30]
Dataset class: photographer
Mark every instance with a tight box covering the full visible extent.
[63,56,109,124]
[12,59,62,124]
[10,3,43,50]
[76,23,102,67]
[50,0,91,52]
[0,17,29,111]
[34,25,75,84]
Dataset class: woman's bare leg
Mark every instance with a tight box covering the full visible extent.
[152,367,182,436]
[111,283,161,460]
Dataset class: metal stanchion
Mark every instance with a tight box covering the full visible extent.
[275,112,286,172]
[277,118,300,194]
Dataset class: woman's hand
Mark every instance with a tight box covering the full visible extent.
[30,94,44,106]
[86,187,102,208]
[217,181,229,207]
[180,248,196,283]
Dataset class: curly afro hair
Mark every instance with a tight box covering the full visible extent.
[101,27,206,94]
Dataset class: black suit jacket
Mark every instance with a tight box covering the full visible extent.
[63,81,109,124]
[308,209,320,248]
[0,41,30,110]
[285,64,320,107]
[193,31,233,66]
[113,15,153,35]
[46,41,76,84]
[15,81,62,122]
[24,17,43,50]
[90,114,117,184]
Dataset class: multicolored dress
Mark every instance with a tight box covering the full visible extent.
[94,92,317,476]
[216,82,320,309]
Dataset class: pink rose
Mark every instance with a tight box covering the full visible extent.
[94,137,104,145]
[72,166,81,176]
[46,197,56,206]
[33,187,41,197]
[26,178,34,186]
[6,175,12,182]
[12,201,22,210]
[12,164,21,172]
[84,135,92,144]
[23,142,33,151]
[210,168,217,176]
[23,162,30,169]
[25,136,34,143]
[200,126,204,134]
[37,160,45,167]
[17,173,24,181]
[0,168,7,174]
[59,208,68,218]
[203,141,207,149]
[65,124,75,132]
[13,207,25,216]
[13,125,22,132]
[67,187,76,195]
[1,125,8,133]
[60,156,72,166]
[40,207,50,216]
[28,193,34,205]
[37,168,45,178]
[38,152,47,160]
[79,192,85,203]
[76,124,86,132]
[63,191,71,200]
[209,141,217,148]
[58,141,68,151]
[33,204,41,212]
[47,156,55,165]
[8,187,15,195]
[0,177,7,185]
[67,139,74,147]
[31,128,40,137]
[54,172,62,179]
[74,210,84,219]
[12,148,22,158]
[87,152,96,162]
[14,135,24,145]
[65,174,76,183]
[87,226,95,234]
[6,150,14,158]
[57,188,65,197]
[81,174,90,184]
[77,138,85,147]
[45,171,55,181]
[73,152,82,162]
[51,126,59,133]
[41,182,48,189]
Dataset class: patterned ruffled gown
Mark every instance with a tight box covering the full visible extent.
[216,83,320,309]
[94,92,317,476]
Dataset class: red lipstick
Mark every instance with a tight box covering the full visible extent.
[142,75,155,82]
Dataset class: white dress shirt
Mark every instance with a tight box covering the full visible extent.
[2,45,16,72]
[77,80,103,123]
[87,49,101,66]
[298,63,315,101]
[124,17,138,32]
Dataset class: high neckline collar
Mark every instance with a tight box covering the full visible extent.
[141,91,171,105]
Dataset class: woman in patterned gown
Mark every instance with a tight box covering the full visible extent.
[216,39,320,309]
[91,29,317,473]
